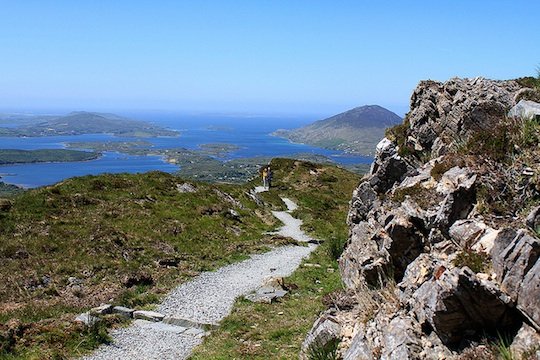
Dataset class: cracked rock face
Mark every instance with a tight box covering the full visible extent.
[303,78,540,359]
[406,77,520,156]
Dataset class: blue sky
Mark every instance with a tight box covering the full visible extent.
[1,1,539,116]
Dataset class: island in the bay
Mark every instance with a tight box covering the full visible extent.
[273,105,402,155]
[0,149,99,165]
[0,111,179,137]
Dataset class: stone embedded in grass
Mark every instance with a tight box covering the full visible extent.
[112,306,135,318]
[133,310,165,322]
[74,312,100,325]
[89,304,112,315]
[176,183,197,193]
[244,279,289,304]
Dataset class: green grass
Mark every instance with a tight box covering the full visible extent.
[0,159,360,359]
[0,182,22,198]
[0,171,281,358]
[453,248,490,273]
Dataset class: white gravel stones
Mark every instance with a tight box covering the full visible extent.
[282,197,298,211]
[83,320,203,360]
[82,197,316,360]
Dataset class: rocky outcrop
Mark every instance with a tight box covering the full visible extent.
[302,78,540,359]
[405,77,521,156]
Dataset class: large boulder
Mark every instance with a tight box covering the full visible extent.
[411,267,518,346]
[432,167,476,232]
[490,228,540,329]
[508,99,540,119]
[339,220,389,288]
[369,155,411,194]
[491,230,540,300]
[348,182,378,225]
[518,258,540,330]
[383,203,428,280]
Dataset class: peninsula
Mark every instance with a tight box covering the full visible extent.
[0,111,179,138]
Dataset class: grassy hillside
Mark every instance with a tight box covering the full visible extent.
[0,160,360,359]
[0,182,23,198]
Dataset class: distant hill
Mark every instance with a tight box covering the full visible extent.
[0,149,99,165]
[0,111,179,137]
[273,105,402,155]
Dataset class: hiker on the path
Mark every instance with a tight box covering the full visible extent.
[266,166,273,189]
[262,167,268,188]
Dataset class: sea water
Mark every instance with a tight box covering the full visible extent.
[0,114,373,188]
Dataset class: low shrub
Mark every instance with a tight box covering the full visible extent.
[307,337,340,360]
[453,248,489,273]
[327,236,347,261]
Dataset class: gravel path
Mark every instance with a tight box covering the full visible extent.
[83,197,316,360]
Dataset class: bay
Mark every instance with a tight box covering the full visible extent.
[0,114,373,188]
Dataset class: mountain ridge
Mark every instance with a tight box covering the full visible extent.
[273,105,402,155]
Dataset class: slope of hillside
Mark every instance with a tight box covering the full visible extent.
[273,105,402,155]
[0,160,360,359]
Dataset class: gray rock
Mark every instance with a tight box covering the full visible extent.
[449,219,486,247]
[433,177,476,232]
[508,99,540,119]
[75,312,101,326]
[300,314,341,360]
[343,332,373,360]
[176,182,197,193]
[380,316,423,360]
[246,189,264,206]
[398,254,440,305]
[112,306,135,318]
[490,228,518,268]
[339,220,389,288]
[518,257,540,330]
[526,206,540,232]
[510,323,540,357]
[407,78,520,156]
[89,304,112,315]
[491,229,540,300]
[411,267,517,346]
[133,310,165,322]
[435,167,476,195]
[244,287,288,304]
[133,319,188,334]
[162,316,217,331]
[348,182,378,224]
[369,155,411,194]
[384,205,427,280]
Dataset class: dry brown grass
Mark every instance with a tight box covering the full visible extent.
[353,280,399,324]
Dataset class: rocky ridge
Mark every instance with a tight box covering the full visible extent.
[301,77,540,359]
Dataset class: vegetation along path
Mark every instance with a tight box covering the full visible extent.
[83,195,317,360]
